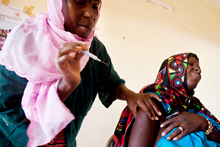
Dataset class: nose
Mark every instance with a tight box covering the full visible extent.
[84,5,94,19]
[194,66,201,74]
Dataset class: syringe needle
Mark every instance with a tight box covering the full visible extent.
[81,51,108,65]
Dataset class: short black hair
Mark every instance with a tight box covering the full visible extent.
[188,53,199,62]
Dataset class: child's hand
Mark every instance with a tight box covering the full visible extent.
[54,42,88,101]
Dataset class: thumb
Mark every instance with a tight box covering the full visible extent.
[74,52,85,61]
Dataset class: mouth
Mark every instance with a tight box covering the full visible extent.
[193,73,201,82]
[76,23,95,38]
[79,25,94,30]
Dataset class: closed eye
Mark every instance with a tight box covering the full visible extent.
[75,0,85,5]
[187,62,193,66]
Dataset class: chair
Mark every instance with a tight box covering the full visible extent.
[105,135,113,147]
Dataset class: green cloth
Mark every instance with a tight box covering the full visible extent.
[0,62,28,147]
[0,37,125,147]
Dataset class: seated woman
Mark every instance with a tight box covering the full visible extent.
[112,53,220,147]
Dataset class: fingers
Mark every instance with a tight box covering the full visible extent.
[147,93,162,116]
[148,94,162,116]
[164,127,186,141]
[74,52,85,61]
[161,119,179,137]
[55,54,74,68]
[172,128,186,141]
[160,117,173,128]
[127,93,162,121]
[137,93,163,120]
[55,43,89,66]
[137,100,156,120]
[160,118,187,141]
[148,93,162,102]
[57,42,88,59]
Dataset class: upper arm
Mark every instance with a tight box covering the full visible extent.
[128,99,166,147]
[128,108,158,147]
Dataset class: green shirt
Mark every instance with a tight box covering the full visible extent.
[0,37,125,147]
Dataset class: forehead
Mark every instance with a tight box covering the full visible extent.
[188,56,199,63]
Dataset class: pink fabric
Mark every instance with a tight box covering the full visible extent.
[0,0,101,146]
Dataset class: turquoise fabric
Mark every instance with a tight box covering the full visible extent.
[0,37,125,147]
[157,101,220,147]
[158,130,220,147]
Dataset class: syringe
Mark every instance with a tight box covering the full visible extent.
[81,51,108,65]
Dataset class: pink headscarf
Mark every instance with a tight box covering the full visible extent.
[0,0,101,146]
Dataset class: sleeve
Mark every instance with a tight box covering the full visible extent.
[0,65,27,124]
[94,39,125,108]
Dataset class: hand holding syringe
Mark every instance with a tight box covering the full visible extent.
[70,43,108,66]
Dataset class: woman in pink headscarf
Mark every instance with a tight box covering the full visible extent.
[0,0,163,146]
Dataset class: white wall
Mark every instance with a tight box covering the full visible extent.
[77,0,220,146]
[1,0,220,146]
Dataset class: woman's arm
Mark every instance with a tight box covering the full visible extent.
[128,99,166,147]
[128,108,158,147]
[208,126,220,143]
[160,111,220,143]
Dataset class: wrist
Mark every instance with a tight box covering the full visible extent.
[200,117,209,132]
[116,85,134,100]
[58,78,79,101]
[115,85,125,100]
[204,118,214,135]
[59,79,78,91]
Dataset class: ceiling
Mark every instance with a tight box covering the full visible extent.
[202,0,220,12]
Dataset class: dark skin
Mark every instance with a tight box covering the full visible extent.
[161,111,220,143]
[55,0,163,120]
[128,57,220,147]
[128,100,166,147]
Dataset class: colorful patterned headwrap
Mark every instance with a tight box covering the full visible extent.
[140,52,220,123]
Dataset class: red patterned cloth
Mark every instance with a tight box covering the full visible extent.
[41,130,66,147]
